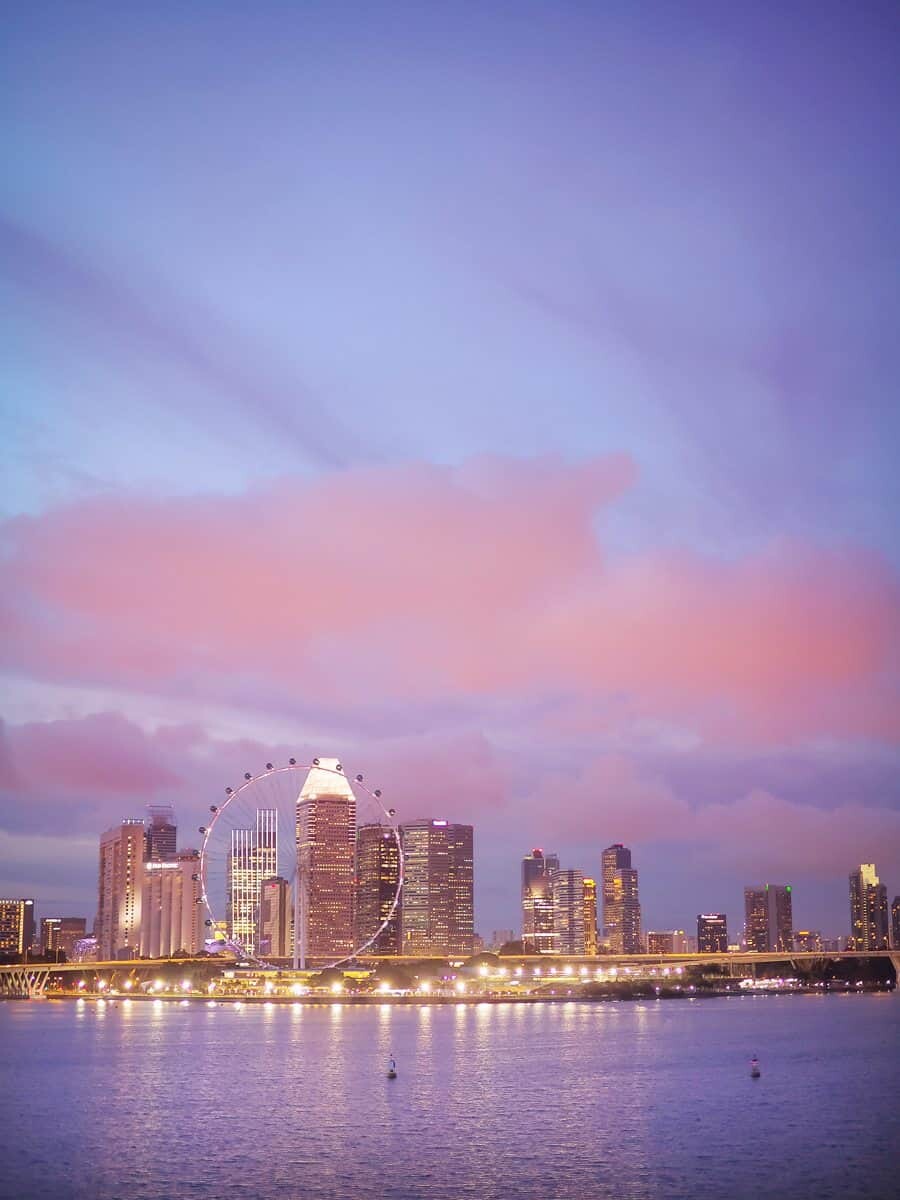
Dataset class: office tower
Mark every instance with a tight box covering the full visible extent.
[140,849,203,958]
[892,897,900,951]
[553,869,585,954]
[793,930,822,952]
[671,930,690,953]
[607,849,633,950]
[40,917,87,960]
[582,878,598,955]
[647,931,674,954]
[227,810,277,955]
[400,819,474,956]
[355,824,401,954]
[144,804,177,862]
[0,899,35,958]
[605,851,641,955]
[296,759,356,959]
[744,883,793,951]
[521,848,559,953]
[258,876,293,958]
[849,864,888,950]
[97,819,145,960]
[697,914,728,953]
[744,887,768,951]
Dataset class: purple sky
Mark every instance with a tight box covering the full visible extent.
[2,1,899,940]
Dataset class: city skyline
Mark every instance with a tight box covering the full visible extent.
[2,2,899,945]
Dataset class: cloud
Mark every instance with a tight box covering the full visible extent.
[2,453,897,746]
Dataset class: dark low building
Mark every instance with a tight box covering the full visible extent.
[697,913,728,953]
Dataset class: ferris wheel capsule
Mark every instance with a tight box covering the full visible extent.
[244,772,252,781]
[289,758,296,765]
[266,762,273,770]
[199,826,207,835]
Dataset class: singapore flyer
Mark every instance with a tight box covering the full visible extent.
[198,756,402,968]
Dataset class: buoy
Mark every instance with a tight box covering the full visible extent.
[750,1056,761,1078]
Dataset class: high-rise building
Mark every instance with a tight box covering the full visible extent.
[400,819,474,956]
[743,887,768,952]
[521,849,558,953]
[697,914,728,953]
[258,876,293,958]
[140,849,203,958]
[582,878,598,955]
[227,809,277,955]
[355,824,401,954]
[793,930,822,952]
[849,864,888,951]
[553,869,585,955]
[144,805,177,862]
[604,849,641,955]
[0,899,35,958]
[97,820,145,960]
[40,917,87,960]
[602,845,641,952]
[892,897,900,951]
[647,931,674,954]
[296,759,356,960]
[744,884,793,951]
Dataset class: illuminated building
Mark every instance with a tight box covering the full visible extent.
[697,913,728,953]
[553,869,585,954]
[227,809,277,955]
[400,819,474,956]
[582,878,598,955]
[744,884,793,952]
[849,864,888,951]
[355,824,401,954]
[603,847,641,955]
[40,917,87,960]
[793,930,822,952]
[97,820,145,960]
[296,759,356,959]
[647,931,674,954]
[521,849,558,953]
[144,805,177,862]
[258,876,293,958]
[602,845,641,953]
[140,850,203,957]
[0,899,35,958]
[892,897,900,951]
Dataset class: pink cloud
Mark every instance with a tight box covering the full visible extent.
[1,454,897,744]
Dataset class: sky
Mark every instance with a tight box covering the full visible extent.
[2,0,899,942]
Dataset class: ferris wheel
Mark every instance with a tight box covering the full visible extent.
[198,757,402,968]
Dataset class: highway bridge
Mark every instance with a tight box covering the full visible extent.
[1,950,897,998]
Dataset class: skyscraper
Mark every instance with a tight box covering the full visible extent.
[41,917,87,960]
[553,869,586,955]
[602,845,641,955]
[582,877,598,955]
[97,820,145,960]
[140,849,203,957]
[400,819,474,956]
[744,883,793,951]
[849,864,888,951]
[296,759,356,960]
[892,897,900,951]
[521,848,558,953]
[258,876,293,958]
[697,913,728,953]
[355,824,401,954]
[227,809,277,955]
[0,899,35,958]
[144,805,177,862]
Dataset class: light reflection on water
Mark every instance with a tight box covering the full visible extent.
[0,995,898,1200]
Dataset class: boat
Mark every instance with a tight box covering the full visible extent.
[387,1056,397,1080]
[750,1056,761,1078]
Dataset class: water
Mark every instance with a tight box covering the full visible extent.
[1,994,898,1200]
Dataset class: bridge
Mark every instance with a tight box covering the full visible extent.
[1,950,897,998]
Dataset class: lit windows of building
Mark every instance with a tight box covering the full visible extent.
[355,824,401,955]
[0,899,35,958]
[849,864,888,951]
[141,849,203,957]
[553,869,586,955]
[400,820,474,957]
[647,931,674,955]
[892,897,900,951]
[258,876,293,959]
[144,805,177,862]
[602,845,641,953]
[40,917,87,960]
[793,930,822,953]
[521,849,558,953]
[227,810,277,956]
[582,878,598,955]
[97,820,145,960]
[296,759,356,960]
[697,913,728,953]
[743,887,768,952]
